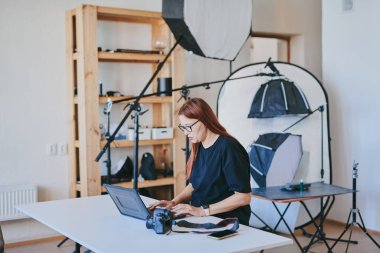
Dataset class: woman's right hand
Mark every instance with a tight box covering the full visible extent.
[148,200,176,211]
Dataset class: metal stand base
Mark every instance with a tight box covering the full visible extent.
[330,162,380,252]
[331,208,380,253]
[302,230,357,247]
[300,207,358,250]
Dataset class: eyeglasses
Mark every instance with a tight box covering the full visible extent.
[178,120,199,133]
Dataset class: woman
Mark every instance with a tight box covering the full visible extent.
[149,98,251,225]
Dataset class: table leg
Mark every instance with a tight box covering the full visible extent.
[251,210,274,232]
[73,242,93,253]
[272,202,292,232]
[300,200,333,253]
[74,242,81,253]
[57,237,69,247]
[271,202,305,253]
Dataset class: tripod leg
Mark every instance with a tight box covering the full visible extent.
[331,211,352,249]
[345,223,354,253]
[357,211,380,248]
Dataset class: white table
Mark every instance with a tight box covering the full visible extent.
[18,195,292,253]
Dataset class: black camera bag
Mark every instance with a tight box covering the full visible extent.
[113,156,133,180]
[140,153,157,180]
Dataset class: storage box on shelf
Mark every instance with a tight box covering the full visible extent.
[127,128,151,141]
[66,5,186,198]
[152,127,173,139]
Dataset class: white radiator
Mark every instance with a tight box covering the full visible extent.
[0,184,37,221]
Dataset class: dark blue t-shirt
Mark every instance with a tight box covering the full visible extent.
[189,135,251,225]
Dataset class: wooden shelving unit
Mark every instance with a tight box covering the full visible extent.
[66,5,186,198]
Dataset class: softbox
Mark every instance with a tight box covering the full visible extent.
[248,78,311,118]
[162,0,252,61]
[249,133,303,188]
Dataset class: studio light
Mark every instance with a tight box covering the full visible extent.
[248,78,311,118]
[249,133,303,188]
[162,0,252,61]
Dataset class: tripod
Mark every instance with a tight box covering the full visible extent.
[104,98,113,184]
[331,162,380,252]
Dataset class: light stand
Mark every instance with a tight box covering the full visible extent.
[283,105,326,181]
[331,162,380,252]
[319,105,324,179]
[129,102,148,189]
[132,104,140,190]
[283,106,345,245]
[104,98,113,184]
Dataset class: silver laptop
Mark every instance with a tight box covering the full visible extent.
[104,184,186,220]
[104,184,151,220]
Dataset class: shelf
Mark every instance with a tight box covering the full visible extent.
[73,96,172,104]
[99,96,172,104]
[96,6,163,24]
[100,176,175,192]
[99,138,173,148]
[72,52,166,63]
[73,139,173,148]
[99,51,166,63]
[75,177,174,193]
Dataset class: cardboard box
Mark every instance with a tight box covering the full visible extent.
[152,127,173,139]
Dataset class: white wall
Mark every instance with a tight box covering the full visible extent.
[0,0,161,243]
[322,0,380,231]
[251,0,322,79]
[0,0,325,243]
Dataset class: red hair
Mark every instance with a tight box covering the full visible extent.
[178,98,232,179]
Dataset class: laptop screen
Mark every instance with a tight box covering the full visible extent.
[104,184,151,220]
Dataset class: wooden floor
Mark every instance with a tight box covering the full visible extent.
[4,220,380,253]
[260,220,380,253]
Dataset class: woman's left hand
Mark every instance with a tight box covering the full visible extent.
[171,203,204,217]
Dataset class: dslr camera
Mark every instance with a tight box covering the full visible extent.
[146,207,173,234]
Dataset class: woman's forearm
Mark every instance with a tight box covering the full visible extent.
[208,192,251,216]
[172,183,194,205]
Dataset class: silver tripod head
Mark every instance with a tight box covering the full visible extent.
[352,161,359,179]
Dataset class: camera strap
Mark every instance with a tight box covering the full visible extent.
[172,217,239,233]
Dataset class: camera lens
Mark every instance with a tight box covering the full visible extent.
[146,218,154,229]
